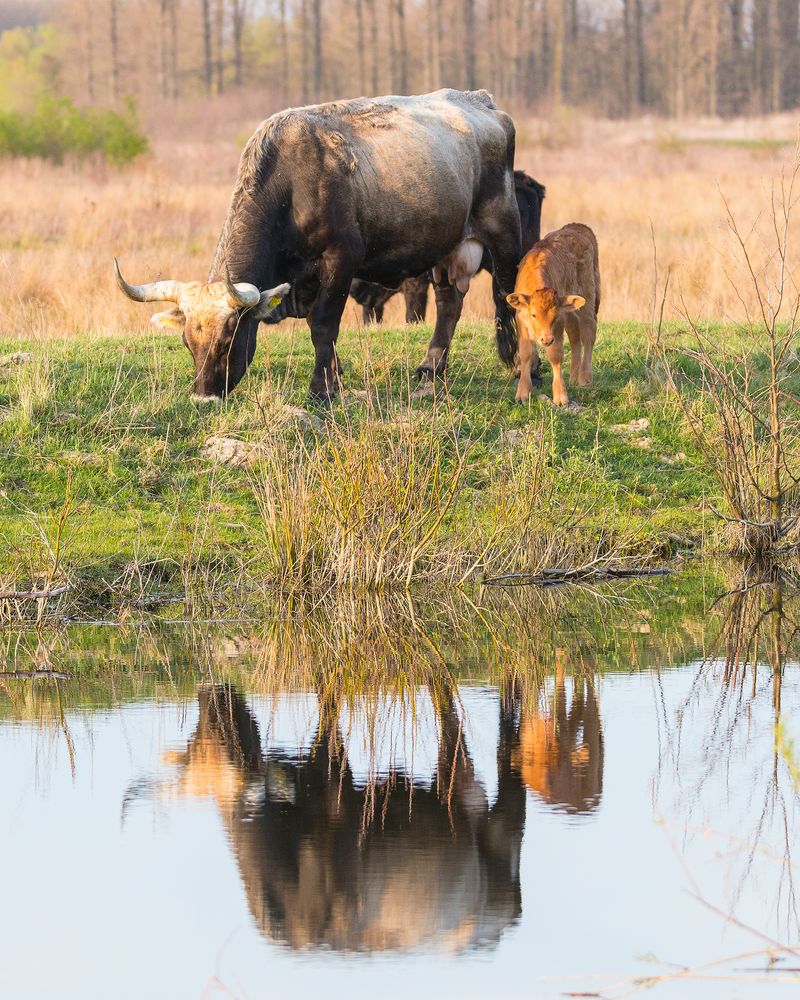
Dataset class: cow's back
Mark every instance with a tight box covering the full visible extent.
[240,90,515,285]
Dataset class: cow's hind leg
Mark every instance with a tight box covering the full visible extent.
[403,275,430,323]
[415,271,465,379]
[308,247,357,400]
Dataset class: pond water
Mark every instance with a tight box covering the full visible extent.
[1,576,799,999]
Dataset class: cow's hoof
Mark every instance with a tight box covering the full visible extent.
[308,384,338,406]
[414,365,445,382]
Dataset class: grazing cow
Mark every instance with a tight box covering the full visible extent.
[506,222,600,406]
[350,171,546,326]
[115,89,521,402]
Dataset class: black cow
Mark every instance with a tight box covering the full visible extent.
[351,171,546,326]
[115,89,522,401]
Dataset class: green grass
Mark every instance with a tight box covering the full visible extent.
[0,319,749,603]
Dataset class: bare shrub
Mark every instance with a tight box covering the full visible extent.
[656,149,800,558]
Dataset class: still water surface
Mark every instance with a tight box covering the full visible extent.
[1,579,798,998]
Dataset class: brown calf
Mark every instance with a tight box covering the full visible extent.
[506,223,600,406]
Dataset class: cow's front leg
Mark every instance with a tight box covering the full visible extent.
[308,249,356,400]
[415,269,465,380]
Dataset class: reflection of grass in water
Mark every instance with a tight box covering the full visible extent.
[0,568,726,725]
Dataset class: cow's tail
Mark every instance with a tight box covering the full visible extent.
[495,297,518,369]
[492,262,518,368]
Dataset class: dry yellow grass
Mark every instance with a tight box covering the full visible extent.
[1,111,798,340]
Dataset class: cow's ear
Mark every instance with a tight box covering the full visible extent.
[253,282,291,321]
[151,307,186,330]
[506,292,530,310]
[561,294,586,312]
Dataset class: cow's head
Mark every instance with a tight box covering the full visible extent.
[115,260,290,401]
[506,288,585,348]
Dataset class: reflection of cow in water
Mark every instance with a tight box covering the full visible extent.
[139,669,603,952]
[159,684,526,952]
[514,655,604,814]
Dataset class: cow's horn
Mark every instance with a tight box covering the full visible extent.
[115,258,183,303]
[225,270,261,309]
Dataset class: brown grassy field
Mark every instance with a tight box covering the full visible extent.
[1,108,798,341]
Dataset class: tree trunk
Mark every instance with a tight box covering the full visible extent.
[312,0,322,100]
[170,0,179,97]
[551,0,564,107]
[751,0,770,112]
[396,0,408,93]
[434,0,444,88]
[300,0,309,103]
[709,0,718,115]
[355,0,366,94]
[540,5,550,96]
[464,0,476,90]
[231,0,246,89]
[158,0,169,98]
[426,0,435,89]
[634,0,646,106]
[201,0,213,95]
[365,0,379,92]
[214,0,224,94]
[623,0,632,113]
[278,0,289,100]
[110,0,120,101]
[777,0,799,109]
[388,0,396,91]
[727,0,744,113]
[85,0,95,102]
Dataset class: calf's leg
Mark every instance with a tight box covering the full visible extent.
[516,336,537,402]
[578,316,597,386]
[545,336,569,406]
[566,315,582,384]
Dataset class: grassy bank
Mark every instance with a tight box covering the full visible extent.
[0,317,742,606]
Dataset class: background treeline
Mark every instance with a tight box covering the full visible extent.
[1,0,799,120]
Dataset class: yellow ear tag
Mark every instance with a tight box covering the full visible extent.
[268,295,282,308]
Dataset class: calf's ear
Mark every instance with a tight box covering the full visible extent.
[151,307,186,330]
[506,292,530,310]
[561,294,586,311]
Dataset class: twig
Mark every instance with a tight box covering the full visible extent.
[0,584,70,601]
[0,670,71,681]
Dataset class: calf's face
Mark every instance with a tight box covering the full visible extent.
[506,288,585,347]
